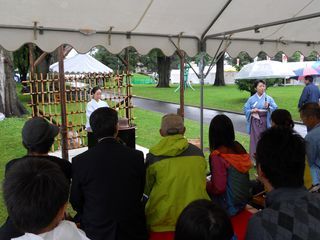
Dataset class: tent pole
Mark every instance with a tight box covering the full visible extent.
[205,12,320,40]
[58,45,69,161]
[178,50,185,118]
[198,53,205,151]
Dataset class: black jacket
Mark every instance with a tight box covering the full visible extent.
[70,138,147,240]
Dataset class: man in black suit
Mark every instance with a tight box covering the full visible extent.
[70,107,147,240]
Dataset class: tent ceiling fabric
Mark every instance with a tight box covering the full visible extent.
[0,0,319,56]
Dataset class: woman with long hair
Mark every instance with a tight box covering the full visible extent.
[207,114,252,216]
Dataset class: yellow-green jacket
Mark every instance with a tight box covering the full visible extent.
[144,134,209,232]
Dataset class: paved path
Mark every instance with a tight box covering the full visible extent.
[133,97,307,137]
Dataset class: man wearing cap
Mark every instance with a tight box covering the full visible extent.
[144,113,209,237]
[0,117,71,240]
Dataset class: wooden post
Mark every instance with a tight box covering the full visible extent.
[124,48,130,121]
[58,46,69,160]
[179,50,185,119]
[28,43,38,116]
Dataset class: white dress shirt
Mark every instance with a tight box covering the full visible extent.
[85,99,109,131]
[12,220,90,240]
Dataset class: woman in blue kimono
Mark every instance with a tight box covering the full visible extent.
[243,80,277,162]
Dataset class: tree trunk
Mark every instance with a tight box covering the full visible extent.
[0,47,28,117]
[156,56,171,88]
[213,53,225,86]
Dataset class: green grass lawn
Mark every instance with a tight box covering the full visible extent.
[132,73,156,84]
[132,84,304,121]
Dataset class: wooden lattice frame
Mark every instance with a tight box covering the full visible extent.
[23,72,134,151]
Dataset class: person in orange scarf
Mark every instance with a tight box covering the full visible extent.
[207,114,252,216]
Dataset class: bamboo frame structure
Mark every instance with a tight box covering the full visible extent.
[23,71,134,153]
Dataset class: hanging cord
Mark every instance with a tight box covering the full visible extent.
[177,32,184,49]
[129,0,154,32]
[33,21,38,40]
[107,26,114,46]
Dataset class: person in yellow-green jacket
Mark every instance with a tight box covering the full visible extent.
[144,113,209,240]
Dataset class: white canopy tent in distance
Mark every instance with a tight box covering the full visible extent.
[1,0,320,157]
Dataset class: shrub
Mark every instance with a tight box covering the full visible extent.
[235,78,282,96]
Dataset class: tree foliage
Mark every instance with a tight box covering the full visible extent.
[235,78,282,96]
[13,44,29,81]
[92,47,128,72]
[231,52,253,71]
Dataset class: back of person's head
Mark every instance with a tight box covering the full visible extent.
[299,102,320,119]
[3,158,69,234]
[90,107,118,139]
[175,199,234,240]
[305,75,313,82]
[256,128,305,189]
[22,117,59,154]
[271,109,294,129]
[160,113,185,136]
[209,114,235,151]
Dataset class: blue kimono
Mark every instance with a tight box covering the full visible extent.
[243,93,278,134]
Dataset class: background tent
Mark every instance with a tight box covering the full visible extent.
[50,53,113,73]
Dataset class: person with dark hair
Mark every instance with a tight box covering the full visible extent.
[175,199,236,240]
[3,158,89,240]
[298,75,320,109]
[243,80,277,162]
[246,128,320,240]
[271,109,294,129]
[71,107,147,240]
[207,115,251,216]
[145,113,209,240]
[86,86,109,148]
[299,103,320,192]
[270,109,313,189]
[0,117,71,240]
[5,117,71,179]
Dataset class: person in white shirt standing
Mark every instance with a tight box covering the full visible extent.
[3,158,90,240]
[86,86,109,148]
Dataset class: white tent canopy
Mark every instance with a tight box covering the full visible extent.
[0,0,320,57]
[49,53,113,73]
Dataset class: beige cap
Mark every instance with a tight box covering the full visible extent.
[161,113,184,135]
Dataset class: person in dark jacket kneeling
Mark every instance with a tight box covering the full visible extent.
[246,128,320,240]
